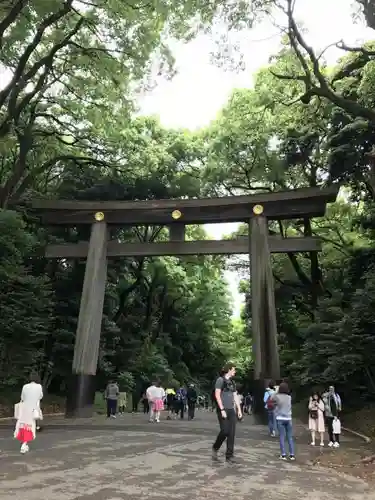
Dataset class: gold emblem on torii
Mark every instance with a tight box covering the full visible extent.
[252,204,264,215]
[94,212,105,221]
[171,210,182,220]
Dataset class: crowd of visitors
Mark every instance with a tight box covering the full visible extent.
[263,380,342,460]
[12,368,342,461]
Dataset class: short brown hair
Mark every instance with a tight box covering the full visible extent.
[220,363,235,376]
[278,382,290,394]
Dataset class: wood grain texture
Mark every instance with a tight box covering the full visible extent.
[32,185,339,224]
[45,236,322,258]
[250,216,280,381]
[72,221,107,375]
[168,223,185,241]
[31,185,339,211]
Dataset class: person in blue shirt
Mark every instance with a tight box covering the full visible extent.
[175,386,187,419]
[264,380,277,437]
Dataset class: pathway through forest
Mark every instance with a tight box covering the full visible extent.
[0,412,372,499]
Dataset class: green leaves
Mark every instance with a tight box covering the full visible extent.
[0,210,53,389]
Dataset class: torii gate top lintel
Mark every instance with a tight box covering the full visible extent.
[31,185,339,226]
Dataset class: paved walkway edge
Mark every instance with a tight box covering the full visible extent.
[342,426,372,443]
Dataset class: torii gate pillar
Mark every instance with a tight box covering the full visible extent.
[65,218,108,418]
[250,206,280,418]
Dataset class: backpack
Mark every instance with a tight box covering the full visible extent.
[266,392,275,410]
[212,377,235,407]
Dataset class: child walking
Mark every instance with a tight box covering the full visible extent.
[271,382,295,461]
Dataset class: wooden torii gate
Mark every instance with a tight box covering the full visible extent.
[32,185,339,417]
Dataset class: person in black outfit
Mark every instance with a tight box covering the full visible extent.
[212,363,242,463]
[187,383,197,420]
[142,392,149,414]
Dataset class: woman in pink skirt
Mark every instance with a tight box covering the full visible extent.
[146,380,165,423]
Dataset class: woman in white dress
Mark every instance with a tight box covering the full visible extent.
[15,373,43,454]
[308,392,325,446]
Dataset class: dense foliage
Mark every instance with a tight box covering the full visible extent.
[2,0,375,412]
[0,0,252,396]
[201,25,375,407]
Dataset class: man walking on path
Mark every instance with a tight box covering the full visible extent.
[187,383,197,420]
[105,380,120,418]
[212,363,242,463]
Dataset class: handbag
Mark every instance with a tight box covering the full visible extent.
[332,417,341,434]
[309,409,318,419]
[33,408,43,420]
[14,402,21,419]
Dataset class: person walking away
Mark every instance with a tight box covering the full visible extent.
[271,382,295,461]
[132,391,140,412]
[244,393,253,415]
[14,372,43,454]
[175,386,187,419]
[146,380,165,423]
[118,390,127,415]
[141,392,149,414]
[238,392,244,415]
[105,380,119,418]
[323,385,342,448]
[264,381,277,437]
[308,392,325,446]
[165,387,176,420]
[212,363,242,463]
[197,395,204,411]
[187,383,197,420]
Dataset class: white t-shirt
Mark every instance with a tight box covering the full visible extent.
[146,385,165,400]
[21,382,43,408]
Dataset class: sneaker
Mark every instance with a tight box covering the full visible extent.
[20,443,29,454]
[225,456,238,464]
[310,442,315,446]
[333,442,340,448]
[320,442,324,447]
[328,441,334,447]
[212,449,219,461]
[271,431,276,437]
[155,419,160,423]
[280,455,287,461]
[289,455,296,461]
